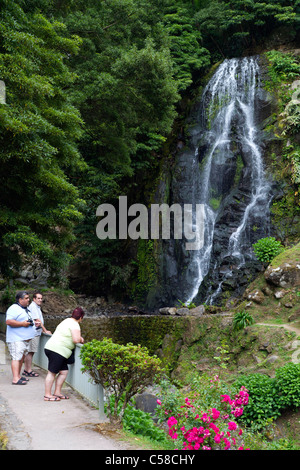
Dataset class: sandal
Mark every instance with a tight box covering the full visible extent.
[44,396,60,401]
[54,394,69,400]
[23,370,39,377]
[12,378,27,385]
[20,376,29,382]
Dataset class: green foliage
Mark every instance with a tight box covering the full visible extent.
[133,240,157,304]
[233,310,255,331]
[0,285,16,307]
[235,364,300,429]
[234,373,281,428]
[213,340,230,369]
[195,0,299,59]
[154,378,184,424]
[0,1,85,279]
[122,405,168,443]
[63,0,179,172]
[265,51,300,138]
[265,50,300,244]
[163,2,210,90]
[57,0,181,296]
[80,337,163,422]
[252,237,284,263]
[266,50,300,84]
[275,363,300,409]
[177,299,196,309]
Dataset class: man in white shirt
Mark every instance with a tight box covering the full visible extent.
[23,291,52,378]
[6,291,41,385]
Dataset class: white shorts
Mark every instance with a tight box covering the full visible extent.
[28,336,40,353]
[7,340,31,361]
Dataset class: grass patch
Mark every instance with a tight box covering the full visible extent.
[270,242,300,268]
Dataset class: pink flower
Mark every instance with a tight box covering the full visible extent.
[232,407,243,417]
[201,413,211,423]
[221,394,232,404]
[211,408,220,420]
[167,416,178,428]
[156,399,162,405]
[209,422,220,433]
[223,437,231,450]
[228,421,237,431]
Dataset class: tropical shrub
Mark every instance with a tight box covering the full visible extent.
[275,363,300,409]
[80,338,163,422]
[252,237,284,263]
[233,310,255,331]
[234,374,281,428]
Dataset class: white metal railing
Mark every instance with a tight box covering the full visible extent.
[0,313,105,420]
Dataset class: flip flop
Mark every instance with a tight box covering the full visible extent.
[12,379,27,385]
[44,396,61,401]
[23,370,39,377]
[54,394,69,400]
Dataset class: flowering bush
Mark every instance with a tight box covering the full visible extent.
[158,386,250,450]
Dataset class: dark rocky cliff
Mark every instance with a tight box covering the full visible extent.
[145,54,282,310]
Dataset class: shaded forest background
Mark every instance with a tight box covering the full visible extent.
[0,0,299,304]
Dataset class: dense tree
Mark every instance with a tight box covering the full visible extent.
[162,1,210,90]
[56,0,181,294]
[194,0,300,58]
[0,1,85,280]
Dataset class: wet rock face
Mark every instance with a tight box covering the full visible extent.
[153,55,277,309]
[264,262,300,288]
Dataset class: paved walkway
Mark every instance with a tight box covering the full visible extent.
[0,340,133,450]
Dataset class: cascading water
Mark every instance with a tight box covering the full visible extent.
[158,55,273,308]
[198,56,272,304]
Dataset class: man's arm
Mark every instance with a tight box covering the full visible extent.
[6,319,31,328]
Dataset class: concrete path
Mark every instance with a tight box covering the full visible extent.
[0,342,133,450]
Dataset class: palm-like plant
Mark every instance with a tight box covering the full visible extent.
[233,310,255,331]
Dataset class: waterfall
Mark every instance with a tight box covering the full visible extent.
[190,56,271,303]
[157,55,273,309]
